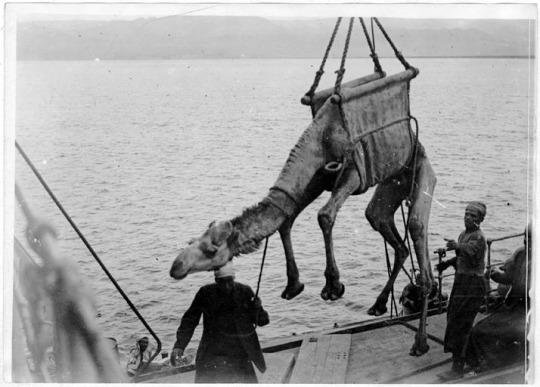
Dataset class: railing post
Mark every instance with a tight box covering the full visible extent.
[485,240,493,313]
[435,248,446,313]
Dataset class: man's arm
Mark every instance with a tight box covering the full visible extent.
[435,256,457,272]
[455,233,485,266]
[173,288,204,351]
[456,238,484,257]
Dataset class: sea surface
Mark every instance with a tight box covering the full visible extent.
[14,58,534,356]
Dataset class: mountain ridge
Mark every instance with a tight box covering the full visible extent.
[17,16,535,60]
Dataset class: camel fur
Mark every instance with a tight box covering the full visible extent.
[170,69,436,356]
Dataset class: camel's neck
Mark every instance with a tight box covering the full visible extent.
[271,118,327,205]
[228,193,289,256]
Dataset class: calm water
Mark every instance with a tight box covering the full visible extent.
[14,58,534,355]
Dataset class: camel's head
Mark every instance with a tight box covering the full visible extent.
[170,221,235,280]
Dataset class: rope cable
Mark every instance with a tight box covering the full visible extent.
[333,17,354,95]
[304,17,342,101]
[371,18,376,51]
[400,203,417,282]
[254,237,269,299]
[15,141,162,371]
[373,17,411,69]
[383,240,398,317]
[359,17,383,74]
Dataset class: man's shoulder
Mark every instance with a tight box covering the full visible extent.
[198,283,218,293]
[476,229,486,240]
[233,282,255,297]
[468,228,486,241]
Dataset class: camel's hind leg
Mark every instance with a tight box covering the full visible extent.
[406,152,436,356]
[365,173,411,316]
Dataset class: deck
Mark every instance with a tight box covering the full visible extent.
[137,312,526,384]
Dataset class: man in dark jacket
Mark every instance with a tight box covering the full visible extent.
[466,224,531,371]
[170,261,269,383]
[436,201,487,378]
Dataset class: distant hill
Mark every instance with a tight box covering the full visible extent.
[17,16,535,60]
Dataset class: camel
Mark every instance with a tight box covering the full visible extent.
[170,68,436,356]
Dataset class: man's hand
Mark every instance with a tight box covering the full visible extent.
[170,347,184,367]
[489,267,503,280]
[251,296,262,310]
[435,261,448,273]
[444,238,458,251]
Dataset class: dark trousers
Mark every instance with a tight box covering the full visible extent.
[444,273,486,359]
[466,302,526,369]
[195,356,258,383]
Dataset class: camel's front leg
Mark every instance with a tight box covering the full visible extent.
[407,154,436,356]
[317,168,360,301]
[279,218,304,300]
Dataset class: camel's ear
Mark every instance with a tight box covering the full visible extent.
[209,221,233,246]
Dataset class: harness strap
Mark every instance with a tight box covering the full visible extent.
[267,186,300,215]
[351,117,411,146]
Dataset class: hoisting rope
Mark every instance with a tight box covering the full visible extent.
[359,18,383,75]
[401,204,417,282]
[302,17,343,115]
[371,18,376,51]
[15,140,161,371]
[373,17,412,70]
[384,241,398,317]
[330,18,420,295]
[399,116,421,283]
[333,18,354,97]
[331,18,366,182]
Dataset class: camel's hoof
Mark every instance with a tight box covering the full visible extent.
[367,304,388,316]
[321,282,345,301]
[281,282,305,300]
[409,341,430,356]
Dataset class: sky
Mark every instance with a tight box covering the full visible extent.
[7,2,538,22]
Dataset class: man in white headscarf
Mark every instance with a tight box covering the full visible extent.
[171,261,269,383]
[436,201,488,378]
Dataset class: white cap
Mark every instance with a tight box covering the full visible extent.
[214,261,235,279]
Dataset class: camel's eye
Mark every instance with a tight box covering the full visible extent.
[187,238,196,245]
[201,241,217,258]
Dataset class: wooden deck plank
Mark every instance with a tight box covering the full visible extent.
[312,335,331,383]
[256,353,295,384]
[346,323,448,383]
[289,334,351,383]
[320,334,351,384]
[288,335,320,383]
